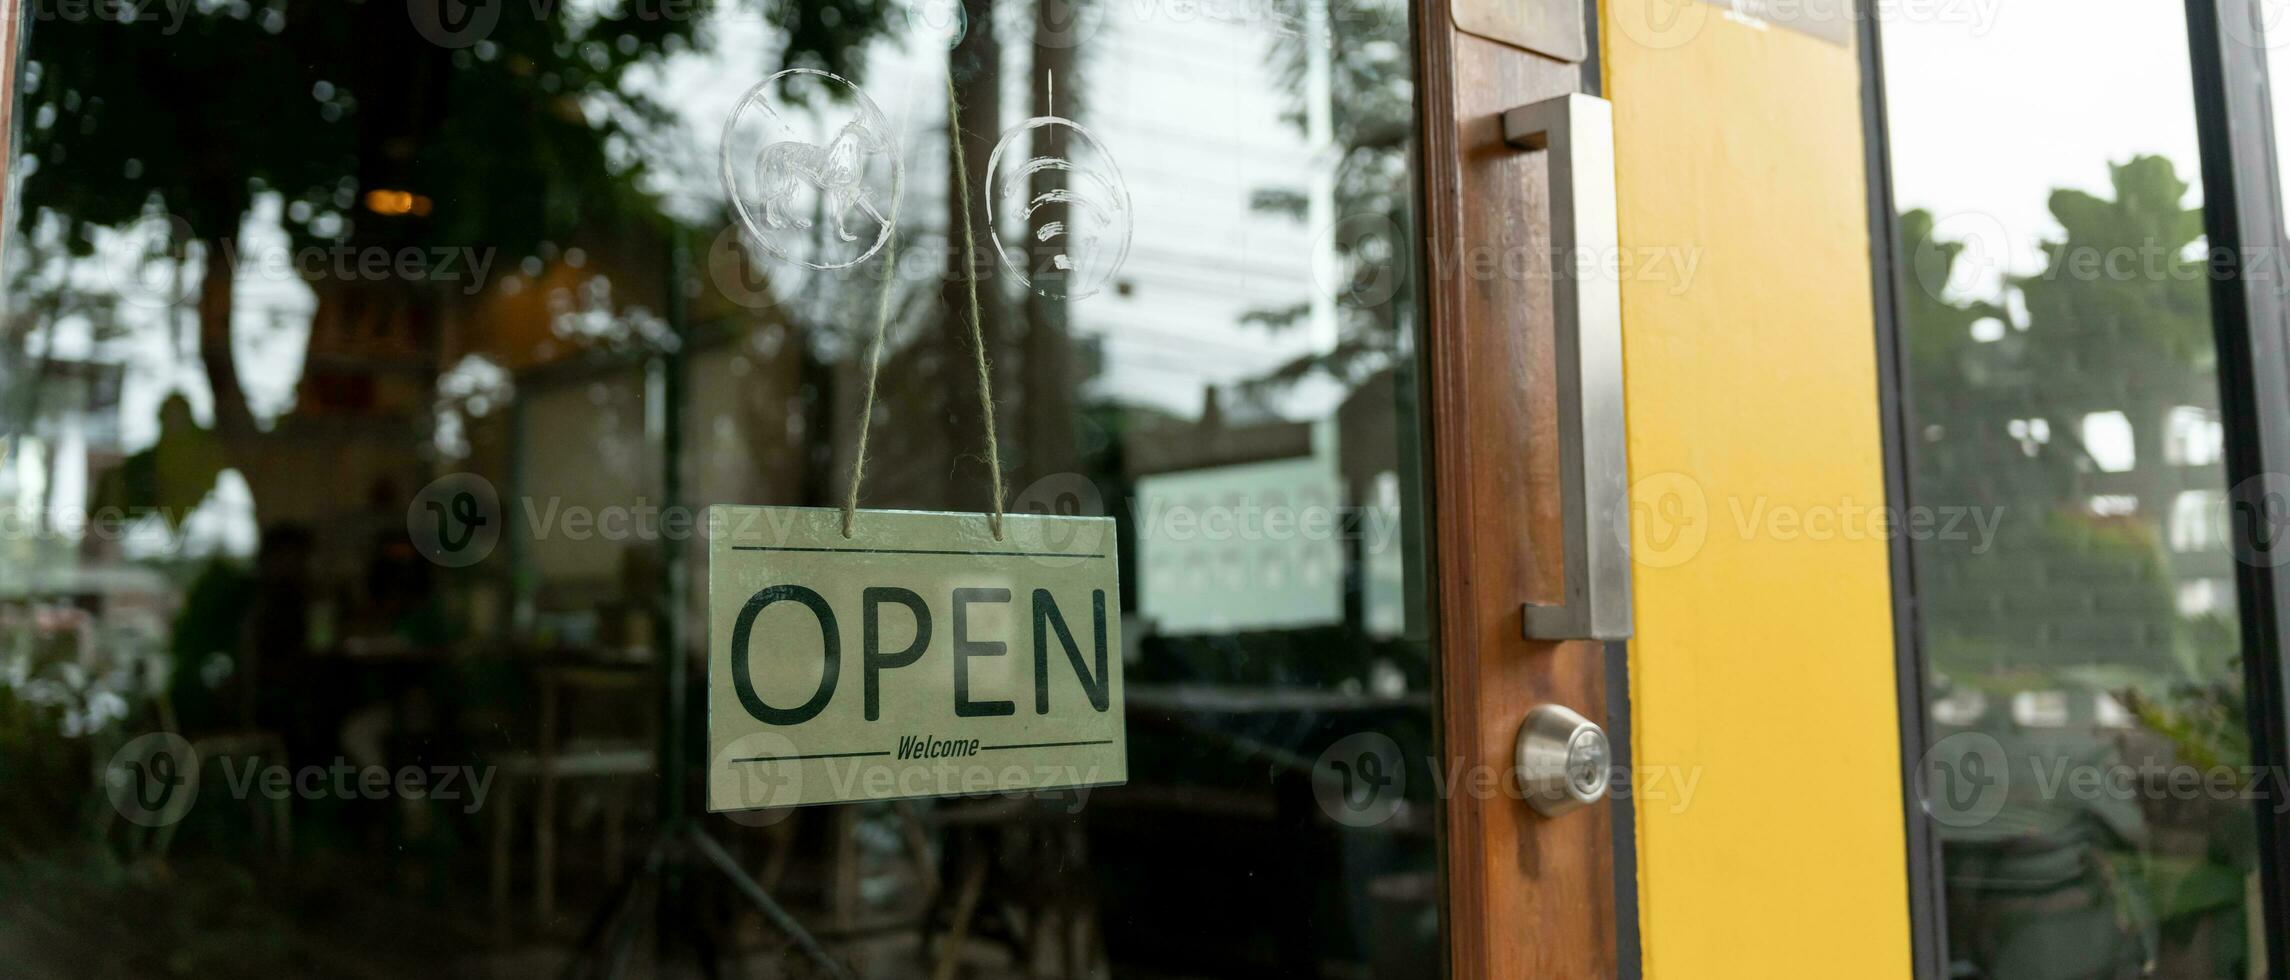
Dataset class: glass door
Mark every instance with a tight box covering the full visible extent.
[0,1,1442,976]
[1877,2,2287,976]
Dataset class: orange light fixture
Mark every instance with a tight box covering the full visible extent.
[363,188,433,217]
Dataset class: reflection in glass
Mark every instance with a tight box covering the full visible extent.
[1884,3,2265,976]
[0,1,1434,976]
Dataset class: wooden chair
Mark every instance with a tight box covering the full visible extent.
[488,663,656,929]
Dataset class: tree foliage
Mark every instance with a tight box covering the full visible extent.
[1905,155,2221,693]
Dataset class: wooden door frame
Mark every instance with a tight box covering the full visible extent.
[1412,0,1631,975]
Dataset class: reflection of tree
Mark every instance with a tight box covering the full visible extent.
[795,0,1096,510]
[938,0,1008,513]
[13,2,894,519]
[1,232,133,533]
[1905,156,2221,687]
[1906,156,2254,977]
[1243,0,1413,391]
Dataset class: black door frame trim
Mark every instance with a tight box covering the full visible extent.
[2187,0,2290,974]
[1852,7,1948,979]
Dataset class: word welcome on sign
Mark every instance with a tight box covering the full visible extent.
[706,506,1126,811]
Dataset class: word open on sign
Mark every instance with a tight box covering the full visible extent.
[706,506,1125,811]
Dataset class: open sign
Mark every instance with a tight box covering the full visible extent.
[706,506,1127,811]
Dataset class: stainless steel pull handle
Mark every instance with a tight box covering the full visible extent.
[1502,93,1633,643]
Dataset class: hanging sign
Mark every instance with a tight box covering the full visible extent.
[706,506,1126,811]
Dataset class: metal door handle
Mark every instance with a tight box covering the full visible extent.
[1502,93,1632,643]
[1516,704,1611,818]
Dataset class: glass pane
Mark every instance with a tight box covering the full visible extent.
[0,1,1435,976]
[1883,4,2265,977]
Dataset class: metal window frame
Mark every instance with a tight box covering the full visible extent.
[2187,1,2290,974]
[1854,5,1949,977]
[1863,1,2290,976]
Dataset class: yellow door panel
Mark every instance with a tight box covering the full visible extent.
[1603,4,1912,975]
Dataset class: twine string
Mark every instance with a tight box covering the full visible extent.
[839,179,903,539]
[947,70,1007,539]
[838,70,1009,541]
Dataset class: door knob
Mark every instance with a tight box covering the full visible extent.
[1515,704,1610,818]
